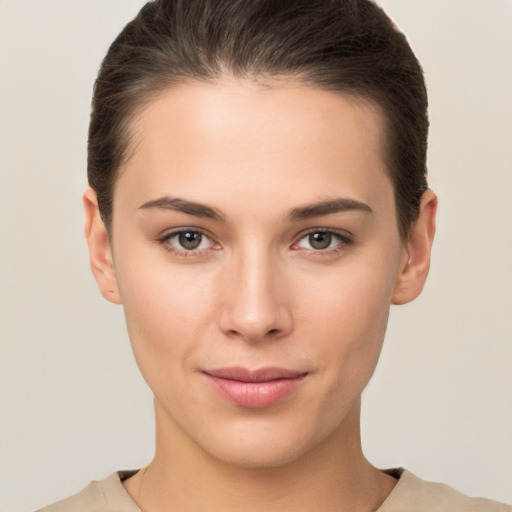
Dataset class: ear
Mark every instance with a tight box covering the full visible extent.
[392,189,437,305]
[83,188,121,304]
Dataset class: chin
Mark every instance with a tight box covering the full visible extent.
[193,414,335,470]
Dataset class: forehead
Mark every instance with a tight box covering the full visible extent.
[115,78,392,216]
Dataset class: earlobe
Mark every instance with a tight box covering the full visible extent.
[83,188,122,304]
[392,189,437,305]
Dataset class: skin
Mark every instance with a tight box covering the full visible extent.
[84,78,436,512]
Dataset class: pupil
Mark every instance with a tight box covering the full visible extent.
[179,232,201,250]
[309,232,331,250]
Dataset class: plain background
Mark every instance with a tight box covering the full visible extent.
[1,1,511,511]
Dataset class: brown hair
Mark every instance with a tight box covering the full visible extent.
[88,0,428,238]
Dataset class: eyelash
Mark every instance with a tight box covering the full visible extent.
[157,228,352,258]
[291,228,353,256]
[158,228,219,258]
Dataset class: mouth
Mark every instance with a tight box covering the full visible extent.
[203,367,308,409]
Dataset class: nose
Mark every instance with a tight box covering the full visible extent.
[218,248,293,344]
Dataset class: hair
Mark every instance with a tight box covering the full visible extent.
[88,0,428,238]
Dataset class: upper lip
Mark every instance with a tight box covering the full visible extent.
[203,367,307,383]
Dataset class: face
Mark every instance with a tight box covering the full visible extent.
[86,78,434,469]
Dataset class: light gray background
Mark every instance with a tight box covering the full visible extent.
[1,1,511,511]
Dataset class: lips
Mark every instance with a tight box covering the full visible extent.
[203,367,307,409]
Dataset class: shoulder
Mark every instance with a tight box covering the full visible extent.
[380,469,511,512]
[36,471,140,512]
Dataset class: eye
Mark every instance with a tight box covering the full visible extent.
[160,229,217,254]
[294,230,350,252]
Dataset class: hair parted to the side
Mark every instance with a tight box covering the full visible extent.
[88,0,428,238]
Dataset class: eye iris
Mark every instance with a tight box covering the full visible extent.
[178,231,202,250]
[309,232,332,250]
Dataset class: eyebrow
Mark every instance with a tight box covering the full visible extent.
[138,197,225,221]
[287,198,373,221]
[138,196,372,222]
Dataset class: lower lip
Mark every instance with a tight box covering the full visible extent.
[205,374,306,409]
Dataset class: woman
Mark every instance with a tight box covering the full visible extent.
[34,0,510,511]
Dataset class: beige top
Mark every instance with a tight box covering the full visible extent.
[37,468,511,512]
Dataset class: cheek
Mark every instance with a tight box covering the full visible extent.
[298,256,397,390]
[114,251,216,389]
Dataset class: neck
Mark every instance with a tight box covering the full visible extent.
[123,399,396,512]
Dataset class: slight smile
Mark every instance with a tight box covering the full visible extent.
[203,367,308,409]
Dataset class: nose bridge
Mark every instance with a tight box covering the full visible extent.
[218,242,291,342]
